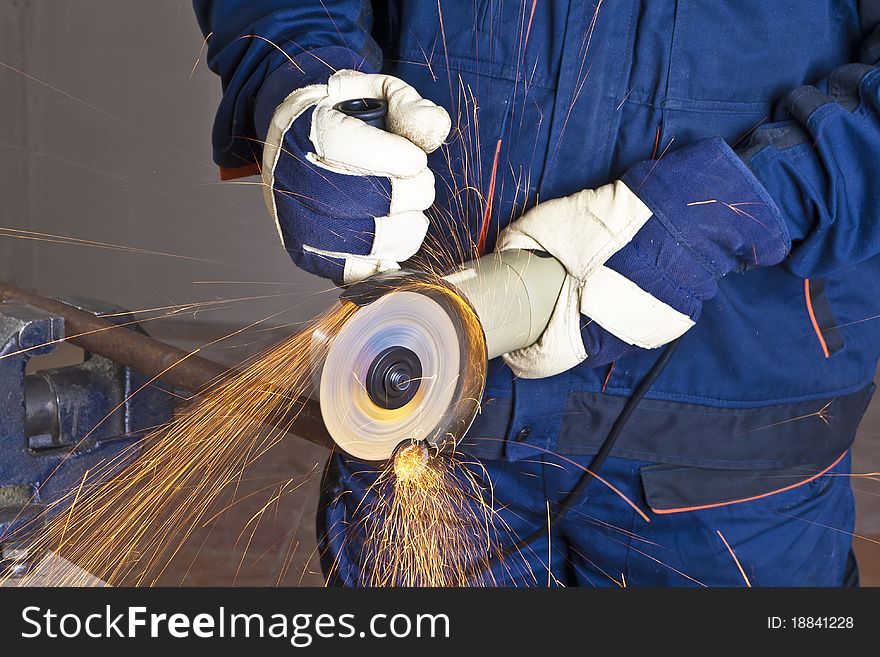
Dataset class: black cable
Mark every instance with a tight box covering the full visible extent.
[551,336,682,525]
[473,337,682,579]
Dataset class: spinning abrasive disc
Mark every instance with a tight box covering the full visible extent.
[316,287,485,463]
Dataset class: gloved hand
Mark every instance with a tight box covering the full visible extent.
[256,66,450,284]
[497,138,792,378]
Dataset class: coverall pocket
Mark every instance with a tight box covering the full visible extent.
[667,0,860,110]
[659,0,862,146]
[639,451,848,515]
[395,0,561,86]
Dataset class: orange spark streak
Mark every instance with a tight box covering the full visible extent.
[716,529,751,587]
[476,137,503,255]
[190,32,212,80]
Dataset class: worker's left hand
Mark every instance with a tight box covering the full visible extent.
[497,137,792,378]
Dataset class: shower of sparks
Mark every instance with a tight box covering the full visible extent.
[392,442,430,482]
[333,448,523,587]
[315,275,516,588]
[1,272,506,588]
[2,302,356,586]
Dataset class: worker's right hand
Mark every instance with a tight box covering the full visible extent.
[257,69,450,285]
[497,138,792,378]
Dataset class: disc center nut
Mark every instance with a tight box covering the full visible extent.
[388,369,411,393]
[366,346,423,410]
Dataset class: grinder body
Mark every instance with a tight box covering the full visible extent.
[315,249,567,462]
[444,249,565,360]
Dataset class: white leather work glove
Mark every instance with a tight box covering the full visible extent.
[496,139,791,378]
[258,69,451,284]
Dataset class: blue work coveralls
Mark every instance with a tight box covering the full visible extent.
[195,1,880,586]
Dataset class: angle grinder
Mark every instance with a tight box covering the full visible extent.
[312,99,567,462]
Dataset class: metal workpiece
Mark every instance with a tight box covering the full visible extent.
[0,281,229,393]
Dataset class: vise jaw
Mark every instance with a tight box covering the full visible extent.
[0,298,175,576]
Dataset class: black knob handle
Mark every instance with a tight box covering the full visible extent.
[333,98,388,130]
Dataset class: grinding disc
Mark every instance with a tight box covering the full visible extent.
[316,289,484,462]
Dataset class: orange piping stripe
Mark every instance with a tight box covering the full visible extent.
[650,450,848,515]
[804,278,830,359]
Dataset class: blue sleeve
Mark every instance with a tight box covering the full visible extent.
[193,0,382,172]
[738,5,880,277]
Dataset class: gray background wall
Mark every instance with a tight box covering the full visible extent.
[0,1,878,583]
[0,0,334,326]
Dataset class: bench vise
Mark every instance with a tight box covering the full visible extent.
[0,298,175,575]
